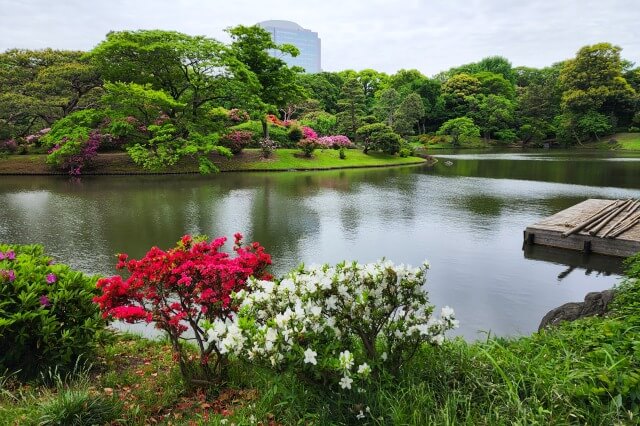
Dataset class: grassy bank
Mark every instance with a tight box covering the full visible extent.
[0,149,426,175]
[2,256,638,425]
[587,132,640,150]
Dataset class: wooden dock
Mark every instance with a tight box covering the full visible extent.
[524,199,640,258]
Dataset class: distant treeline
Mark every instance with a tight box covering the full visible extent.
[1,26,639,171]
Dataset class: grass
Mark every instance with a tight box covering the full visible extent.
[0,149,425,175]
[2,259,639,425]
[587,133,640,150]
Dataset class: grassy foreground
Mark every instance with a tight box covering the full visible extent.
[1,256,639,425]
[0,149,425,175]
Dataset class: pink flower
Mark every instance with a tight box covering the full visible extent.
[40,295,51,307]
[1,269,15,282]
[46,273,57,284]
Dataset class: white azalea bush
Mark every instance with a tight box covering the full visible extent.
[205,260,458,390]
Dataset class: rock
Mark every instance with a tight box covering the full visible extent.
[538,289,615,331]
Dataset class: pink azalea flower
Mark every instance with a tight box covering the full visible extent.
[5,250,15,261]
[46,273,57,284]
[40,295,51,307]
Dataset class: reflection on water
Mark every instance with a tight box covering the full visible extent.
[1,150,639,339]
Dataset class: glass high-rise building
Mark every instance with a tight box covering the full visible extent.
[257,20,321,74]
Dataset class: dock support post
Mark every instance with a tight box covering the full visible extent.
[525,232,535,245]
[583,240,592,254]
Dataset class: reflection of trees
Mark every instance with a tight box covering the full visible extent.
[431,156,640,189]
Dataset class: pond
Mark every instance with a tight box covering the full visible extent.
[1,149,639,339]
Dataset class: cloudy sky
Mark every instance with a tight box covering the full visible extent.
[1,0,638,76]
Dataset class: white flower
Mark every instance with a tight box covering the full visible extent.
[339,375,353,389]
[338,350,354,371]
[432,334,445,345]
[441,306,455,319]
[356,410,365,419]
[357,363,371,377]
[381,352,388,361]
[303,348,317,365]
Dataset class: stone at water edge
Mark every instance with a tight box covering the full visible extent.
[538,290,615,331]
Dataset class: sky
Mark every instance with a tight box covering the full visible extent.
[0,0,638,76]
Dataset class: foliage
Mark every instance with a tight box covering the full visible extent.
[208,260,457,390]
[393,93,425,136]
[258,137,278,158]
[300,111,338,136]
[93,235,272,383]
[0,139,18,154]
[287,125,303,142]
[339,147,346,159]
[231,120,290,147]
[336,77,367,140]
[297,138,320,158]
[356,123,403,154]
[437,117,481,146]
[0,244,103,379]
[46,129,102,175]
[219,130,254,155]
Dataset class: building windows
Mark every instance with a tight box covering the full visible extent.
[257,20,321,73]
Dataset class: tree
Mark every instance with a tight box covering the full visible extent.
[356,122,402,154]
[0,49,101,139]
[357,69,388,113]
[441,73,481,118]
[374,88,401,126]
[297,72,344,113]
[559,43,636,129]
[227,25,306,136]
[437,117,480,146]
[336,78,366,140]
[393,93,425,136]
[470,95,515,140]
[91,30,257,122]
[475,71,515,99]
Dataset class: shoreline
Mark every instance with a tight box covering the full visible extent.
[0,150,430,176]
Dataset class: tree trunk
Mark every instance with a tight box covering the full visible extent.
[261,117,269,138]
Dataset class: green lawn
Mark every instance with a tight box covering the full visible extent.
[583,133,640,150]
[0,149,425,175]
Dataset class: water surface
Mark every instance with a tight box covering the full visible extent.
[1,149,638,339]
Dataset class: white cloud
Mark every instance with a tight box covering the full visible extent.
[0,0,638,75]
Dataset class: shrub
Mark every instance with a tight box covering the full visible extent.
[208,260,457,391]
[230,121,291,147]
[228,108,250,124]
[0,245,104,379]
[300,112,337,136]
[399,147,412,158]
[220,130,253,155]
[46,130,102,175]
[0,139,17,154]
[93,235,272,384]
[339,147,347,159]
[328,135,354,149]
[259,137,278,158]
[302,126,318,140]
[356,123,403,154]
[297,138,319,158]
[288,125,304,142]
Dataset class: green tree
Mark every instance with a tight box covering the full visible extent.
[0,49,101,139]
[356,122,402,154]
[559,43,636,127]
[470,95,515,140]
[393,93,425,136]
[336,78,366,140]
[441,73,481,118]
[437,117,480,146]
[227,25,306,136]
[374,88,401,126]
[297,72,344,113]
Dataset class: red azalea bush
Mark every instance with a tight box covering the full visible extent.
[297,138,320,158]
[93,234,272,382]
[219,130,254,155]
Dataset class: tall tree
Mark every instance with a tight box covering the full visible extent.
[374,88,401,126]
[336,78,366,140]
[393,93,425,136]
[226,25,306,135]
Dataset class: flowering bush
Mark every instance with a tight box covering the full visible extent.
[219,130,253,155]
[0,244,104,379]
[0,138,18,154]
[207,260,457,391]
[93,235,272,382]
[228,108,250,123]
[24,128,51,146]
[287,125,304,142]
[266,114,285,127]
[302,126,318,140]
[46,130,102,175]
[297,138,319,158]
[259,137,278,158]
[328,135,354,149]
